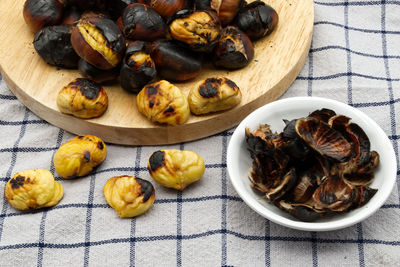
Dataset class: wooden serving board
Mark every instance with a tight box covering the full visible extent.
[0,0,314,145]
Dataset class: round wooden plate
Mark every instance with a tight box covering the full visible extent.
[0,0,314,145]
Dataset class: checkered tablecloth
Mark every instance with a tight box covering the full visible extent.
[0,1,399,266]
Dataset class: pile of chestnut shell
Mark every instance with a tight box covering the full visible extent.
[24,0,279,94]
[245,109,380,222]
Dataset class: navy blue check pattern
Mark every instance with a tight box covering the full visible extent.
[0,1,400,266]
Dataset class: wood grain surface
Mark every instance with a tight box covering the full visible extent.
[0,0,314,145]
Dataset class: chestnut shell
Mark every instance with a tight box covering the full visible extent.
[33,25,80,69]
[23,0,63,33]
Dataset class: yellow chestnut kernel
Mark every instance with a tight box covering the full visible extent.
[148,149,205,190]
[54,135,107,179]
[4,169,64,211]
[57,78,108,119]
[136,80,190,125]
[104,176,155,218]
[188,77,242,115]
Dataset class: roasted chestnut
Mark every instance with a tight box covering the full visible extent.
[194,0,244,26]
[33,25,80,69]
[78,59,120,83]
[121,3,166,41]
[71,16,126,70]
[167,9,221,52]
[141,0,186,19]
[23,0,63,33]
[213,26,254,69]
[150,39,202,81]
[136,80,190,125]
[120,41,157,93]
[235,1,279,41]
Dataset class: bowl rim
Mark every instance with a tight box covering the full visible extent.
[227,96,397,231]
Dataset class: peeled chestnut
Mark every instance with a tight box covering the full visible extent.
[235,1,279,40]
[121,3,166,41]
[213,26,254,69]
[141,0,186,19]
[195,0,244,26]
[150,40,202,81]
[167,9,221,52]
[33,25,80,69]
[120,41,157,94]
[78,59,119,83]
[71,16,126,70]
[23,0,63,33]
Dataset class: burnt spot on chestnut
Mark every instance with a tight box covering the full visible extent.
[213,26,254,69]
[122,4,167,41]
[78,59,120,84]
[71,17,126,70]
[149,150,166,171]
[23,0,63,33]
[84,151,91,162]
[33,25,80,69]
[235,1,279,41]
[168,9,221,52]
[163,105,175,115]
[199,78,219,98]
[10,176,26,189]
[97,141,104,150]
[135,178,155,202]
[150,40,203,81]
[69,78,101,99]
[120,41,157,94]
[146,85,159,97]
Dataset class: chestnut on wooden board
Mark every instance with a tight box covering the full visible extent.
[23,0,63,33]
[150,39,203,81]
[33,25,80,69]
[71,16,126,70]
[121,3,166,41]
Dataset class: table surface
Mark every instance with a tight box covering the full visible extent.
[0,1,399,266]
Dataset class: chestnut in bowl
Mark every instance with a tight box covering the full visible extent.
[71,16,126,70]
[150,39,202,82]
[213,26,254,70]
[235,1,279,41]
[23,0,63,33]
[120,41,157,94]
[121,3,167,41]
[33,25,80,69]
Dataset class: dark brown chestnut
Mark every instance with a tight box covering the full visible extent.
[71,16,126,70]
[194,0,245,26]
[140,0,186,19]
[150,39,202,81]
[167,9,221,52]
[78,59,120,83]
[213,26,254,69]
[61,5,82,25]
[33,25,80,69]
[108,0,138,20]
[234,1,279,41]
[121,3,167,41]
[23,0,63,33]
[65,0,107,11]
[120,41,157,93]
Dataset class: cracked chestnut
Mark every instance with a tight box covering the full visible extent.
[213,26,254,69]
[120,41,157,94]
[168,9,221,52]
[121,3,166,41]
[71,16,126,70]
[234,1,278,40]
[23,0,63,33]
[150,39,202,81]
[33,25,80,69]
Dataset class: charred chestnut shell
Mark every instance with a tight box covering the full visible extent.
[23,0,63,33]
[65,0,108,11]
[167,9,221,52]
[78,59,119,83]
[150,39,202,81]
[213,26,254,69]
[107,0,138,20]
[120,41,157,93]
[33,25,80,69]
[121,3,167,41]
[142,0,186,19]
[195,0,245,26]
[71,16,126,70]
[235,1,278,41]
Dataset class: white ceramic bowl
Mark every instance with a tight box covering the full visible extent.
[227,96,397,231]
